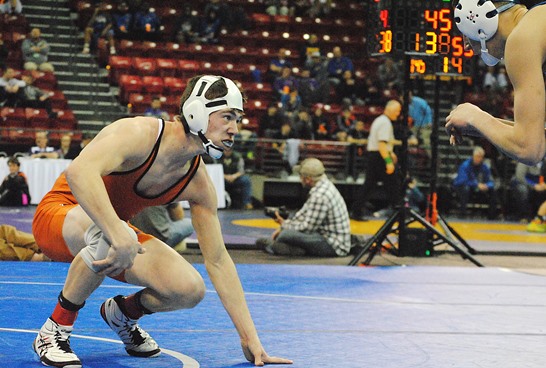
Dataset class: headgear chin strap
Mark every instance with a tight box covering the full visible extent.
[182,75,244,159]
[198,131,224,159]
[454,0,519,66]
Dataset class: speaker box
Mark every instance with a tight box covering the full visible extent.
[398,228,433,257]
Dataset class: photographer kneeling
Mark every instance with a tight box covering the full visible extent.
[256,158,351,257]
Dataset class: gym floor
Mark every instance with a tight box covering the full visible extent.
[1,206,546,367]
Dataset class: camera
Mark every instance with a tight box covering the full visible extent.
[264,206,290,220]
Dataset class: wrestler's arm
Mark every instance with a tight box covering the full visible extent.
[65,117,157,274]
[186,163,292,366]
[446,14,546,165]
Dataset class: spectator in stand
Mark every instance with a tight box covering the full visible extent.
[0,68,25,107]
[130,203,194,250]
[299,34,322,66]
[293,108,314,140]
[256,157,350,257]
[336,70,364,106]
[217,149,254,209]
[482,65,497,91]
[307,0,332,18]
[336,105,357,134]
[272,120,298,174]
[82,2,116,55]
[29,131,58,159]
[0,0,22,14]
[55,134,80,160]
[351,100,403,220]
[527,200,546,233]
[259,103,284,138]
[273,65,298,100]
[510,159,546,221]
[347,120,368,145]
[312,104,334,141]
[407,91,433,152]
[298,67,329,107]
[266,48,292,85]
[496,66,509,92]
[280,87,302,123]
[203,0,230,30]
[0,224,50,261]
[452,146,499,219]
[133,2,162,41]
[0,157,30,207]
[112,1,134,40]
[377,57,402,90]
[173,4,200,44]
[198,7,221,45]
[326,46,354,87]
[144,96,170,120]
[362,76,383,106]
[64,132,95,160]
[265,0,292,16]
[20,73,57,119]
[305,51,329,81]
[22,28,54,73]
[0,32,8,70]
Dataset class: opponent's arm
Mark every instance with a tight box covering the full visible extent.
[188,166,292,366]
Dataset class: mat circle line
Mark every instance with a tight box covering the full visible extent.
[0,327,200,368]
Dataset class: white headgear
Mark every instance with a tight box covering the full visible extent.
[454,0,519,66]
[181,75,243,159]
[182,75,244,135]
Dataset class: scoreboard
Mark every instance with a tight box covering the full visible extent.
[365,0,474,76]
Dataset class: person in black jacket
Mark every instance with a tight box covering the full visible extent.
[0,157,31,207]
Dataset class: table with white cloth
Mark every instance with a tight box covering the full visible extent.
[0,158,225,208]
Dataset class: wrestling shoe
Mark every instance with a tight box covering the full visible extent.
[33,318,82,368]
[527,218,546,233]
[100,296,161,358]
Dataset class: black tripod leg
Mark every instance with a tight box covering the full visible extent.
[348,210,400,266]
[437,212,478,255]
[408,209,484,267]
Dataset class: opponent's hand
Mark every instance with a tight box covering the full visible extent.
[445,103,485,145]
[242,342,293,366]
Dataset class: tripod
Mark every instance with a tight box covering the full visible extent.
[348,54,483,267]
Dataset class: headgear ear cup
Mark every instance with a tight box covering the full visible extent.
[182,99,207,133]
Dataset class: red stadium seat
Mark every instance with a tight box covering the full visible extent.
[118,75,144,103]
[117,39,144,57]
[54,109,77,130]
[45,90,68,110]
[177,60,201,79]
[142,76,164,95]
[25,108,50,129]
[32,71,57,90]
[156,58,178,77]
[1,107,27,127]
[134,57,158,76]
[108,55,133,84]
[161,95,179,116]
[163,77,186,95]
[128,93,151,114]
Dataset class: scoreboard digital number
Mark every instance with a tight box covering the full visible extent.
[366,0,474,76]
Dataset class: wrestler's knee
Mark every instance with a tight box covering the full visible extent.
[163,273,206,309]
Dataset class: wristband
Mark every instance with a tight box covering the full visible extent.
[384,156,393,165]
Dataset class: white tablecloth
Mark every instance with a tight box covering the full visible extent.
[0,158,225,208]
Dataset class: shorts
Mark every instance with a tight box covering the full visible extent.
[33,194,154,263]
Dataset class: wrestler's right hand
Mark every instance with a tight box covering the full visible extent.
[93,232,145,277]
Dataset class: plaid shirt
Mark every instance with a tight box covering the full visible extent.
[282,176,351,256]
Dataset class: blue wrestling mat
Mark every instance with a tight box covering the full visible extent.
[2,261,546,367]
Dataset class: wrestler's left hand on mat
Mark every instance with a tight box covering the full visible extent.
[93,240,145,277]
[242,342,293,366]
